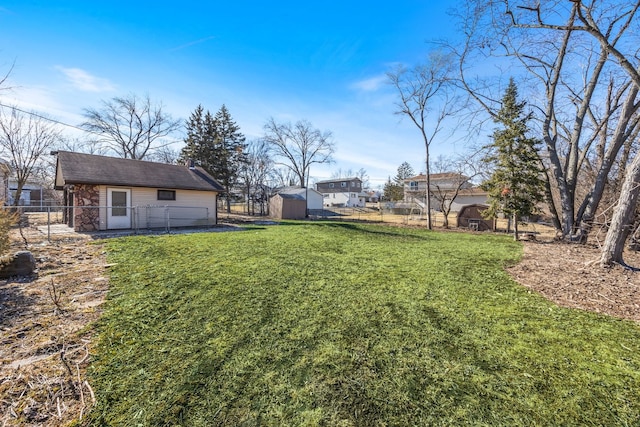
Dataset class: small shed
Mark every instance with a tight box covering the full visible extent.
[269,193,307,220]
[457,204,494,231]
[277,186,323,210]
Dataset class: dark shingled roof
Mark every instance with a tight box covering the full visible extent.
[276,193,306,201]
[55,151,224,192]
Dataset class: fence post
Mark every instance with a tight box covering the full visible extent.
[47,206,51,242]
[133,206,138,234]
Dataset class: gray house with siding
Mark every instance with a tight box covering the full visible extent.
[54,151,224,231]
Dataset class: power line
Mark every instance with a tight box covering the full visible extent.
[0,101,94,134]
[0,102,185,145]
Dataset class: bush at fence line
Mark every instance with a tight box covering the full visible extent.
[0,206,17,255]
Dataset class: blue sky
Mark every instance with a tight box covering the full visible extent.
[0,1,462,188]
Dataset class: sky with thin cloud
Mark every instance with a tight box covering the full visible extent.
[0,1,464,187]
[54,67,117,93]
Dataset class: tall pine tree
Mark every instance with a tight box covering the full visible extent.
[481,79,545,240]
[180,104,247,213]
[210,105,247,213]
[383,162,415,201]
[179,104,207,165]
[394,161,415,186]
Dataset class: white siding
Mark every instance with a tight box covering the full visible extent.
[321,192,364,207]
[323,192,348,207]
[306,190,324,210]
[95,185,217,230]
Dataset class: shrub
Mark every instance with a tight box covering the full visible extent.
[0,206,17,255]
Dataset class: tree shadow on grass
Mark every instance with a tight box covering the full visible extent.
[0,279,36,328]
[278,220,432,240]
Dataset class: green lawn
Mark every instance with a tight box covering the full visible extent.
[87,222,640,426]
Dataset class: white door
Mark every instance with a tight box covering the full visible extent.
[107,188,131,229]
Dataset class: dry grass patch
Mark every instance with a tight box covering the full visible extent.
[1,226,108,426]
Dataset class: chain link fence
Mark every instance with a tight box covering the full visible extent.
[4,205,215,238]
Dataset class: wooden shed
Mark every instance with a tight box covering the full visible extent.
[269,193,306,220]
[457,204,494,231]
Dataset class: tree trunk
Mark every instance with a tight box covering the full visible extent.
[425,156,432,230]
[541,167,562,232]
[600,152,640,268]
[246,183,251,215]
[12,182,24,207]
[513,212,519,241]
[576,85,640,243]
[545,143,576,239]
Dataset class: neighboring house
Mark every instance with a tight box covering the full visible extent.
[54,151,224,231]
[276,186,323,211]
[0,159,11,204]
[363,190,380,203]
[8,181,44,207]
[403,173,486,212]
[451,187,489,212]
[0,157,45,207]
[316,177,365,207]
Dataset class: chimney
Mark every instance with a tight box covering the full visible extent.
[186,158,195,169]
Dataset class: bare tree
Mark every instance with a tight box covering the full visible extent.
[145,145,180,164]
[432,154,481,228]
[488,1,640,266]
[263,118,335,187]
[453,0,640,250]
[269,167,298,189]
[0,61,14,93]
[0,106,61,206]
[599,153,640,268]
[81,93,181,160]
[57,137,110,156]
[388,51,460,230]
[455,0,640,266]
[240,139,273,215]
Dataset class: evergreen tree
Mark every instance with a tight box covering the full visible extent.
[382,163,415,201]
[179,104,206,165]
[180,105,247,213]
[480,78,545,240]
[383,177,401,201]
[394,161,415,185]
[210,105,247,213]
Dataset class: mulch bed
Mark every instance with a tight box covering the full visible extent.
[507,241,640,323]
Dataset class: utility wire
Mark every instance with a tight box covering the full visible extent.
[0,101,185,145]
[0,101,96,135]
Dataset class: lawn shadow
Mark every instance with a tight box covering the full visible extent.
[0,280,37,328]
[298,220,433,240]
